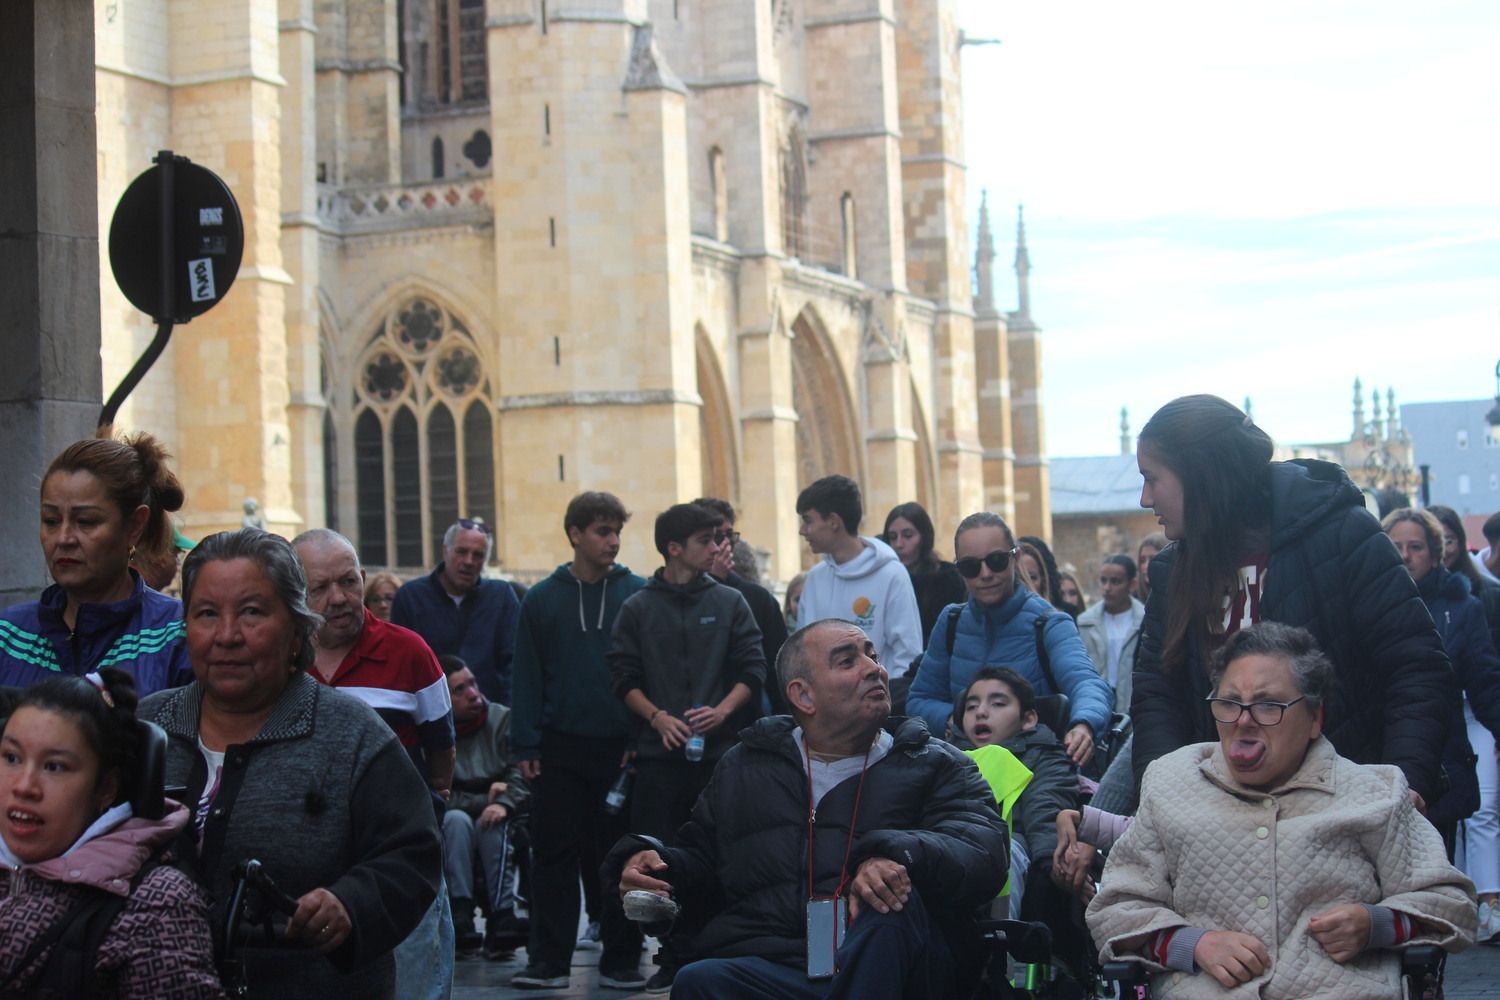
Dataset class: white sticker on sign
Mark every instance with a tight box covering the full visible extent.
[199,207,224,225]
[188,258,216,303]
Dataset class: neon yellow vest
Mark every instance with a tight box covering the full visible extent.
[965,744,1033,899]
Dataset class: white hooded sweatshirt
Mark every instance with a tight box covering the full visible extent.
[798,535,924,674]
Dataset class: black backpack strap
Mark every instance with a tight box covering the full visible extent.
[6,856,164,999]
[944,605,964,656]
[1032,613,1062,697]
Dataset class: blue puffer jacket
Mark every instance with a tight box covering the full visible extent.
[906,586,1114,739]
[0,571,191,695]
[1419,566,1500,826]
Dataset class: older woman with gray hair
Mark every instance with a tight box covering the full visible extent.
[138,529,441,999]
[1087,622,1475,999]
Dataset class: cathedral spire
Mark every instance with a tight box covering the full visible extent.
[975,189,995,314]
[1352,377,1364,439]
[1119,406,1131,455]
[1014,204,1031,319]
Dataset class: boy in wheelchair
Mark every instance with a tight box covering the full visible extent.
[1087,623,1475,999]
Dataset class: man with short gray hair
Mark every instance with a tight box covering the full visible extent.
[392,517,522,704]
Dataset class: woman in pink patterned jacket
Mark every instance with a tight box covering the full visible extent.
[0,669,223,998]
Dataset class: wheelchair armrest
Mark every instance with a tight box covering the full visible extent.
[1401,944,1444,972]
[1108,712,1132,740]
[977,918,1053,966]
[1100,959,1147,983]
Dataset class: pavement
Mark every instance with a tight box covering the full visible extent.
[453,934,1500,998]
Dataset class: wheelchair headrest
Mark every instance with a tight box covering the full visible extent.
[1033,693,1070,737]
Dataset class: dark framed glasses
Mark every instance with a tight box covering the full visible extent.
[1205,695,1306,726]
[455,517,493,535]
[955,548,1017,579]
[711,530,740,546]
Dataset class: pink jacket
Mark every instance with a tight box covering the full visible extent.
[0,802,224,998]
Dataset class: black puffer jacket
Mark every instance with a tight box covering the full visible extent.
[1131,460,1454,802]
[1002,725,1080,872]
[606,715,1007,969]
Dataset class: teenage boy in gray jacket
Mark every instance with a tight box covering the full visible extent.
[609,502,766,992]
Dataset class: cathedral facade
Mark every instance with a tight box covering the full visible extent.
[92,0,1046,582]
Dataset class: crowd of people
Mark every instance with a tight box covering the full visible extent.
[0,393,1489,998]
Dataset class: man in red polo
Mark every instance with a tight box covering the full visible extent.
[293,529,456,997]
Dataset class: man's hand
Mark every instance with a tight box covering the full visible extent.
[1052,809,1080,873]
[619,850,673,897]
[685,703,729,735]
[1309,903,1372,964]
[651,711,694,750]
[1192,930,1270,988]
[847,857,910,924]
[479,803,510,831]
[519,759,541,780]
[1062,723,1095,766]
[286,887,353,954]
[488,781,509,802]
[1050,838,1097,899]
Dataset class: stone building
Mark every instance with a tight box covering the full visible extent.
[90,0,1047,584]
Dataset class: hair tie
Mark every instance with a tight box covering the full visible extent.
[84,672,116,709]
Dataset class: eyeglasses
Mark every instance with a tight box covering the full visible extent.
[711,530,740,546]
[455,517,493,535]
[955,548,1017,579]
[1205,695,1307,726]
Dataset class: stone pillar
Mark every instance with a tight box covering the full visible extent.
[167,0,300,539]
[0,0,101,609]
[736,259,802,583]
[974,311,1015,524]
[895,0,982,531]
[861,298,917,521]
[280,0,325,529]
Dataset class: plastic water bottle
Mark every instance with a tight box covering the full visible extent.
[685,705,706,762]
[604,765,634,815]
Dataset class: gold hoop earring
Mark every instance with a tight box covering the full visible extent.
[129,545,137,559]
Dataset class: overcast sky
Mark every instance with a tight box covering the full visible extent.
[956,1,1500,457]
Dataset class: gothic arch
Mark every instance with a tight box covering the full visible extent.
[340,292,500,570]
[790,305,863,492]
[695,326,739,504]
[910,380,936,515]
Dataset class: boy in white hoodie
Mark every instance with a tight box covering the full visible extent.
[795,475,924,675]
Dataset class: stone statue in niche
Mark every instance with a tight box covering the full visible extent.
[241,497,267,530]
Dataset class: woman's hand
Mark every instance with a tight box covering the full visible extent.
[1052,809,1080,872]
[651,711,694,750]
[286,887,352,953]
[1193,930,1270,987]
[1063,723,1095,766]
[1308,903,1372,963]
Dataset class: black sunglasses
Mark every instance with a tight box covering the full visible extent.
[455,517,493,535]
[955,548,1017,579]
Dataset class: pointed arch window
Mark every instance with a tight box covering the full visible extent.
[351,296,498,570]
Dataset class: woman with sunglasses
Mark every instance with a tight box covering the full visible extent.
[907,512,1113,766]
[1129,395,1452,811]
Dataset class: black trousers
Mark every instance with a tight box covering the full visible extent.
[630,756,717,971]
[526,731,642,971]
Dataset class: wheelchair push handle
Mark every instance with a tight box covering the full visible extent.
[231,858,301,916]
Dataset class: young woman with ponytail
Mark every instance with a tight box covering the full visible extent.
[0,668,222,997]
[1129,395,1453,808]
[0,432,192,694]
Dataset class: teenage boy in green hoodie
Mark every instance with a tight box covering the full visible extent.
[509,492,650,991]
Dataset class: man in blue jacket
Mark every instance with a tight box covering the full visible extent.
[392,517,521,705]
[509,493,650,991]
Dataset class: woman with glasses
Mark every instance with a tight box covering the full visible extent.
[906,512,1113,766]
[1089,623,1474,998]
[1129,395,1451,810]
[1383,507,1500,942]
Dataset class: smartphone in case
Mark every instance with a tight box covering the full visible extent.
[805,896,849,980]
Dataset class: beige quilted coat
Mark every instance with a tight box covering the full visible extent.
[1087,738,1475,999]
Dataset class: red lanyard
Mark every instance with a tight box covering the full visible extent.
[804,737,874,901]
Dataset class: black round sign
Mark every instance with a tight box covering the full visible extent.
[108,154,244,323]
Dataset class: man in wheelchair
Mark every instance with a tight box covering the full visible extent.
[1087,623,1475,998]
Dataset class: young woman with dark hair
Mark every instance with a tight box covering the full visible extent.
[1129,394,1452,808]
[883,501,966,645]
[0,669,222,997]
[1429,504,1500,655]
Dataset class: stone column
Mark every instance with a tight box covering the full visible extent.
[0,0,101,609]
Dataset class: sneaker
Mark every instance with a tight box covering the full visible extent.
[644,967,676,995]
[577,920,602,949]
[510,964,569,989]
[598,967,647,990]
[1480,900,1500,943]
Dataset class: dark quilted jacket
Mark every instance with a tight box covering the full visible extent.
[1131,459,1455,803]
[605,716,1008,969]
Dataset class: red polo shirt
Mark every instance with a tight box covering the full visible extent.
[314,607,454,753]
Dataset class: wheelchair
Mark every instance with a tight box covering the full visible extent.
[1100,945,1447,999]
